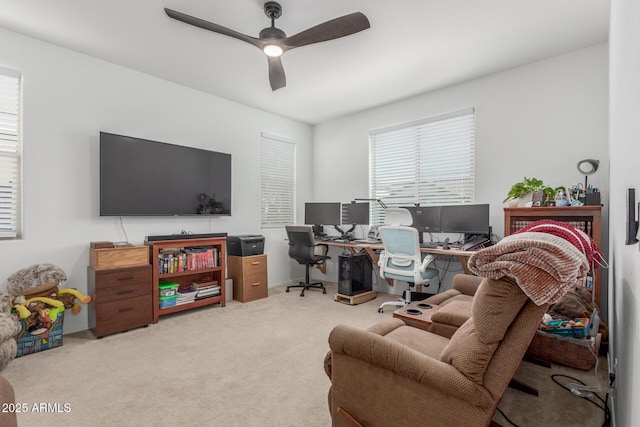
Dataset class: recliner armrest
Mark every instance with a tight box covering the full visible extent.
[431,301,472,328]
[328,323,492,408]
[453,274,483,296]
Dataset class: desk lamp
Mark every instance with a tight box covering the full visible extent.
[577,159,599,190]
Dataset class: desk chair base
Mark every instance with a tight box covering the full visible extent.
[286,281,327,297]
[286,266,327,297]
[378,289,413,313]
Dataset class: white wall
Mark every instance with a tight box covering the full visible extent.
[313,44,610,303]
[0,27,313,333]
[609,0,640,424]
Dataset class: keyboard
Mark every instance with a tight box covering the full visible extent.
[463,237,491,251]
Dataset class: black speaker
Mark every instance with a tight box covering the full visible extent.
[338,253,373,296]
[626,188,639,245]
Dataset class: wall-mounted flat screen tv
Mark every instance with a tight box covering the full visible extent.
[100,132,232,216]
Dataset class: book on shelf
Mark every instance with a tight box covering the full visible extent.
[157,246,220,274]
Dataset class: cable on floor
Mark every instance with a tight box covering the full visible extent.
[550,374,611,427]
[495,407,520,427]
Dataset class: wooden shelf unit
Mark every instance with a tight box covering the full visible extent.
[147,236,227,323]
[503,206,602,305]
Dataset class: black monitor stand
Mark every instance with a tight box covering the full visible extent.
[312,225,327,239]
[335,224,356,241]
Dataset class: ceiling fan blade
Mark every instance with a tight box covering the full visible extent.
[267,56,286,91]
[165,8,264,50]
[282,12,370,50]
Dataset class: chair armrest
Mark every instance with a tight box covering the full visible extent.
[453,274,483,296]
[420,254,436,272]
[431,301,472,328]
[424,289,461,305]
[328,324,492,407]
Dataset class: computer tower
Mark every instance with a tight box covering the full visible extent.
[338,253,373,296]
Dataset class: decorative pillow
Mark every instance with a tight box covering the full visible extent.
[472,278,528,343]
[440,318,497,384]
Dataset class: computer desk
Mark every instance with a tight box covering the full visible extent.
[315,240,475,284]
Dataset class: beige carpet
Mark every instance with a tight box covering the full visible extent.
[2,282,608,426]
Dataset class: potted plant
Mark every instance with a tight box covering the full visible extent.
[503,177,546,207]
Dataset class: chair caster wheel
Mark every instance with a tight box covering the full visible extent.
[378,308,384,313]
[286,288,290,292]
[323,289,327,294]
[300,292,305,297]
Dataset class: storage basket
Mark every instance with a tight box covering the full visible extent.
[527,330,601,370]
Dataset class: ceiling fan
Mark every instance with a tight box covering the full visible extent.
[165,2,370,91]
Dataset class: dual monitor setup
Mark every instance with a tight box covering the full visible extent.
[305,202,371,240]
[304,201,491,246]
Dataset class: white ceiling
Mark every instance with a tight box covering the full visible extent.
[0,0,610,125]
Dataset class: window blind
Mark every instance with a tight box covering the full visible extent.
[0,68,20,238]
[369,108,475,225]
[261,132,296,228]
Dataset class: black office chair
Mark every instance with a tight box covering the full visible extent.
[285,225,330,296]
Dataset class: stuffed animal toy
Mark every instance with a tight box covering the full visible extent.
[7,263,67,297]
[6,264,91,319]
[53,289,92,314]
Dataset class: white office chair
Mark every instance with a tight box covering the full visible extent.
[377,208,439,313]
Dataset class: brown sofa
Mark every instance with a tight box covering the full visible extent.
[325,276,548,427]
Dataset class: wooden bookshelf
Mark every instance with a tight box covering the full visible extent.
[503,206,602,306]
[146,236,227,323]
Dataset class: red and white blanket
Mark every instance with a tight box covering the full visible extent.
[468,232,589,306]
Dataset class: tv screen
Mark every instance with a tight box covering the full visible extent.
[304,202,341,225]
[440,204,490,234]
[100,132,232,216]
[401,206,441,232]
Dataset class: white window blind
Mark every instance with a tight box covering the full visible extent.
[0,68,20,238]
[369,108,475,224]
[261,132,296,228]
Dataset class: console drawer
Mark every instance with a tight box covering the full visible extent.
[92,294,152,338]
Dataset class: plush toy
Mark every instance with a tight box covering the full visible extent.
[53,289,91,315]
[7,264,67,297]
[12,296,64,320]
[6,264,92,322]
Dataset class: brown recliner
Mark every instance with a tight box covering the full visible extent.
[423,274,482,338]
[325,277,548,427]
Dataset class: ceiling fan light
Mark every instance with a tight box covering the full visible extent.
[263,44,283,57]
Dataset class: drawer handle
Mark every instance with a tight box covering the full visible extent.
[252,282,261,287]
[117,276,134,281]
[116,289,134,295]
[251,261,260,265]
[118,307,134,313]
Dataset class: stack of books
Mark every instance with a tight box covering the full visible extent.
[176,285,198,305]
[193,280,221,300]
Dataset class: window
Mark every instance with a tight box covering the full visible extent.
[0,68,20,238]
[369,108,475,224]
[261,132,296,228]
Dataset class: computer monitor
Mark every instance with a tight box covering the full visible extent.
[342,202,370,225]
[440,204,490,235]
[304,202,342,226]
[401,206,441,233]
